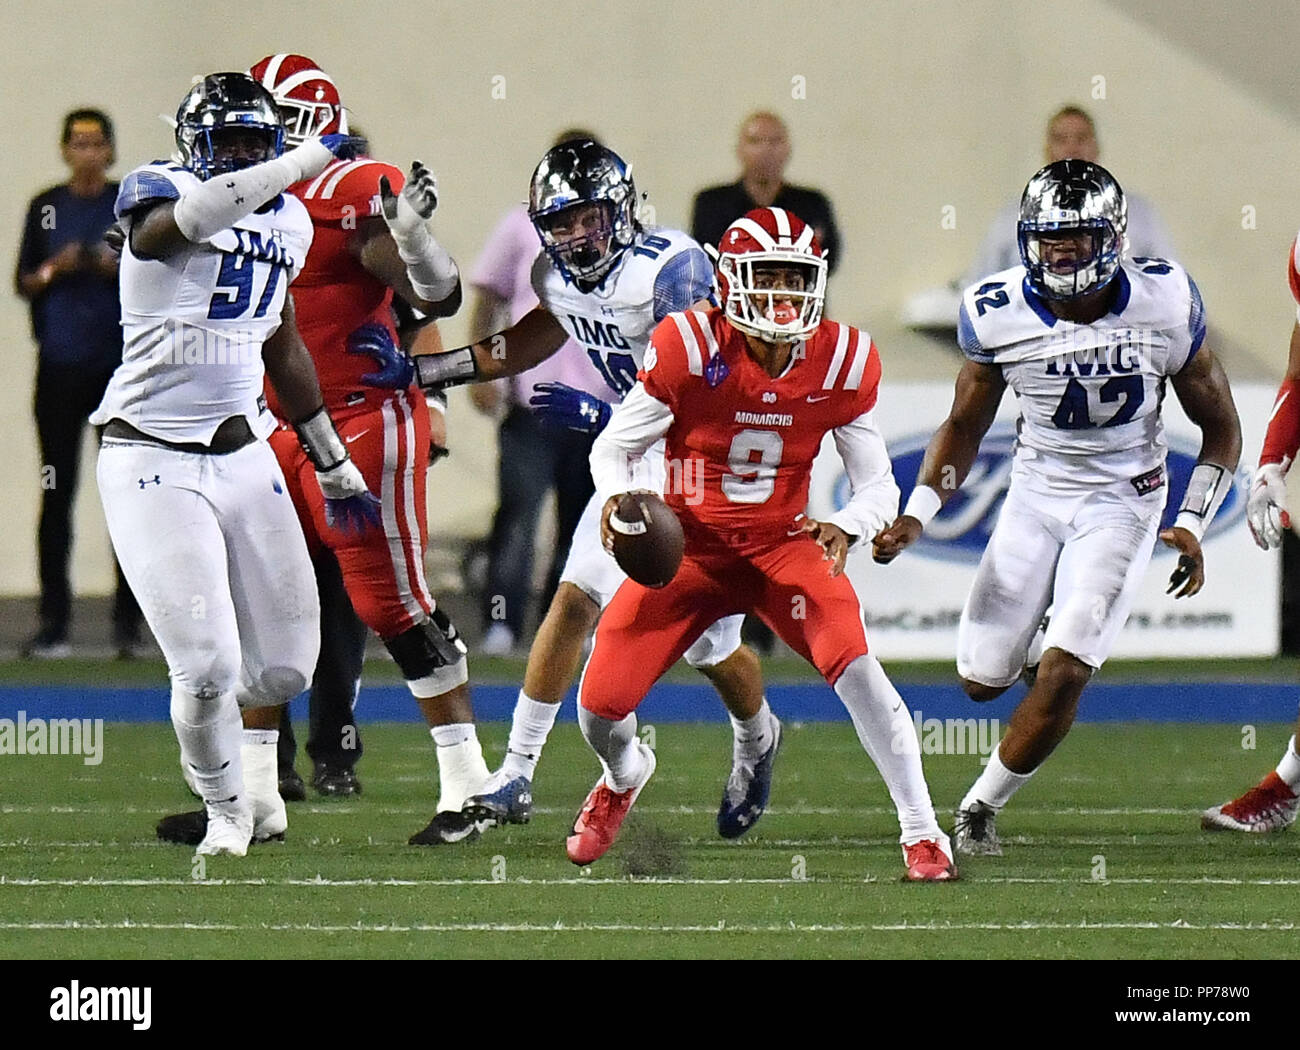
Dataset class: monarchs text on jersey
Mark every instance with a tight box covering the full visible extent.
[92,162,313,443]
[957,258,1206,487]
[641,307,880,537]
[531,227,714,401]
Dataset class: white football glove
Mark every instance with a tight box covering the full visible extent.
[379,161,438,237]
[1246,462,1291,550]
[315,459,382,535]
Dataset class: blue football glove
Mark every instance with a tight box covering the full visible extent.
[316,459,383,536]
[347,322,415,389]
[319,134,368,161]
[528,382,612,435]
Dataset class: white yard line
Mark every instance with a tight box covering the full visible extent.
[0,919,1293,933]
[2,875,1298,888]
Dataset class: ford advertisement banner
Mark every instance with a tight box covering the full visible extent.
[808,381,1280,659]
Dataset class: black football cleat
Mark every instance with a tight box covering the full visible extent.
[279,767,307,802]
[408,810,490,846]
[312,763,361,797]
[156,809,286,846]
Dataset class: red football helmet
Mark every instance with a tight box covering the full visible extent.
[250,53,348,146]
[715,207,827,342]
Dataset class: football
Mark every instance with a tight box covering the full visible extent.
[609,491,684,588]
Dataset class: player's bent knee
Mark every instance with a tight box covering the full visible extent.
[961,677,1009,703]
[1036,651,1093,700]
[171,651,239,705]
[577,685,636,723]
[384,608,470,697]
[548,582,600,633]
[246,665,309,708]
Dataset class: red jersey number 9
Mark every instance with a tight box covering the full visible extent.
[721,429,783,504]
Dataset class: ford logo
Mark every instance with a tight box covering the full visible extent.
[831,424,1250,564]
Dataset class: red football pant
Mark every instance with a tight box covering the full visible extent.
[578,532,870,720]
[271,390,434,640]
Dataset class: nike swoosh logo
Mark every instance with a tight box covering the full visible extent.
[807,394,831,403]
[344,430,369,444]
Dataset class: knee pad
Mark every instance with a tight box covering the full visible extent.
[239,665,309,709]
[384,608,469,698]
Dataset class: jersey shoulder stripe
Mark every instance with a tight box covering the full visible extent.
[669,311,705,376]
[821,323,851,389]
[115,164,191,219]
[843,326,871,390]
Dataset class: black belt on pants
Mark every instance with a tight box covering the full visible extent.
[102,417,256,455]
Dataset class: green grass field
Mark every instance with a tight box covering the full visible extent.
[1,717,1297,959]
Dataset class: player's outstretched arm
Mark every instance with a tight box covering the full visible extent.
[264,295,380,535]
[1246,322,1300,549]
[1161,345,1243,595]
[129,136,362,260]
[413,306,570,391]
[872,359,1006,563]
[358,162,461,317]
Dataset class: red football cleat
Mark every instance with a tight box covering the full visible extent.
[1202,771,1299,833]
[903,834,958,881]
[565,745,656,866]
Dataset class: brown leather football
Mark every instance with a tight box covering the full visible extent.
[610,492,684,588]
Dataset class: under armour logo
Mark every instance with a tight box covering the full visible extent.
[601,306,616,316]
[225,181,235,188]
[762,391,777,403]
[138,475,161,488]
[234,196,245,205]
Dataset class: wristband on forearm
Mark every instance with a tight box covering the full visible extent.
[393,225,460,302]
[173,140,332,242]
[293,405,348,471]
[414,346,478,390]
[902,485,943,527]
[1173,462,1232,542]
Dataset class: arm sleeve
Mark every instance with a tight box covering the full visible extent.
[824,407,900,549]
[652,246,716,320]
[590,381,674,503]
[16,197,45,289]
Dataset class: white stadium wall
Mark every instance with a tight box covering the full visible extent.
[2,0,1299,629]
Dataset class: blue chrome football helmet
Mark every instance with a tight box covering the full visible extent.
[175,73,285,181]
[1018,159,1127,300]
[528,139,638,283]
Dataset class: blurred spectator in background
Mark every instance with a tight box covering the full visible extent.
[467,129,613,656]
[691,111,841,272]
[961,105,1176,288]
[693,110,844,655]
[14,108,142,659]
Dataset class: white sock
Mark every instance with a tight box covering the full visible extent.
[577,705,647,792]
[959,744,1035,811]
[1275,735,1300,791]
[240,727,281,824]
[430,724,490,812]
[833,655,940,844]
[502,692,561,779]
[729,698,774,769]
[171,687,243,806]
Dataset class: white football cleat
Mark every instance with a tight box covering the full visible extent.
[196,801,254,857]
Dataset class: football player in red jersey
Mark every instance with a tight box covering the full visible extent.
[571,208,956,880]
[157,54,489,847]
[1201,234,1300,833]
